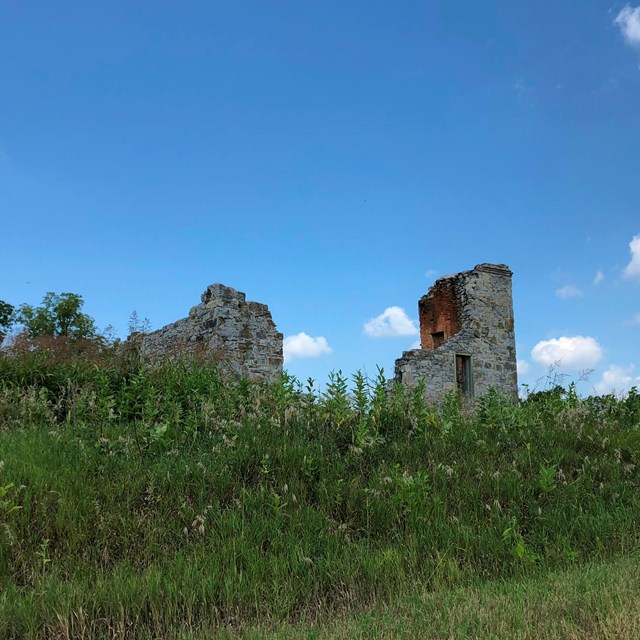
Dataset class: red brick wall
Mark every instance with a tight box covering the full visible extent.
[418,280,462,349]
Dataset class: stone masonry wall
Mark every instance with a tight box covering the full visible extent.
[137,284,283,382]
[394,264,517,403]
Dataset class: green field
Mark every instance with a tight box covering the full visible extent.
[1,349,639,638]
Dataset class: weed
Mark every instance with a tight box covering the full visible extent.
[538,462,558,495]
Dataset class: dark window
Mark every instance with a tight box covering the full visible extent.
[431,331,445,348]
[456,355,473,399]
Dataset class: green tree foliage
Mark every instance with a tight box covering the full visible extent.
[16,292,97,340]
[0,300,15,342]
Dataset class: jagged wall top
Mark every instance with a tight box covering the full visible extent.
[137,283,283,381]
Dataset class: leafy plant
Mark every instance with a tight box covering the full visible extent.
[323,370,350,428]
[538,462,558,495]
[34,538,51,576]
[503,519,539,564]
[0,482,22,517]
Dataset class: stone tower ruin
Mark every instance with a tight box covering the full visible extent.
[393,263,517,402]
[136,284,283,382]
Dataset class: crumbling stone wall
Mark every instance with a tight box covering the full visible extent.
[394,264,517,402]
[137,284,283,381]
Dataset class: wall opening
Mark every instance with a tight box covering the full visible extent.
[431,331,445,348]
[455,354,473,399]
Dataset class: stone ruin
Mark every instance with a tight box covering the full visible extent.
[131,266,516,399]
[393,263,518,403]
[135,284,283,382]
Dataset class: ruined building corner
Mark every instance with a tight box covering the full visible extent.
[393,263,517,403]
[133,283,283,382]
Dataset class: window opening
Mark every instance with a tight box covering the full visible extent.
[456,355,473,399]
[431,331,445,348]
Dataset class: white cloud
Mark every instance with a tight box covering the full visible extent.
[425,269,438,280]
[364,306,419,338]
[556,284,583,299]
[593,271,604,285]
[594,364,640,396]
[531,336,603,369]
[283,332,332,363]
[517,359,530,375]
[615,5,640,48]
[410,339,421,349]
[633,312,640,324]
[623,235,640,280]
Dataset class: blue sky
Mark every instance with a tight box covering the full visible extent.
[1,1,639,395]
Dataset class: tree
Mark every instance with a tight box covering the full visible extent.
[0,300,14,343]
[16,292,97,340]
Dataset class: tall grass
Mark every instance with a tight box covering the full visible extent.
[0,349,639,638]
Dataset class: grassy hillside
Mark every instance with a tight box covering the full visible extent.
[1,349,639,638]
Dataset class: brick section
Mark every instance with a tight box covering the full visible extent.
[418,279,462,349]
